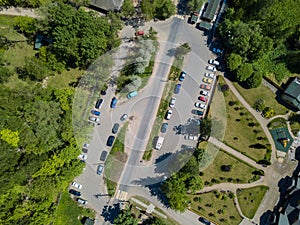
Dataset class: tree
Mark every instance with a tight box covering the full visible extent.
[122,0,135,17]
[186,175,203,194]
[236,63,253,82]
[180,156,199,176]
[114,206,138,225]
[200,118,212,138]
[155,0,176,20]
[246,71,263,88]
[19,57,52,81]
[263,107,275,118]
[188,0,205,14]
[14,16,37,36]
[227,53,242,71]
[0,129,20,147]
[176,43,191,60]
[141,0,155,20]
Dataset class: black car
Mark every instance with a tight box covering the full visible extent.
[69,189,81,196]
[100,151,108,161]
[161,123,168,133]
[199,217,211,225]
[112,123,120,134]
[106,136,115,147]
[174,84,181,94]
[95,99,104,109]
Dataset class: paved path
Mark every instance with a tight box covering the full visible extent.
[0,7,40,18]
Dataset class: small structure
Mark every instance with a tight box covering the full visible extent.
[282,77,300,110]
[270,127,294,157]
[202,0,221,22]
[84,218,95,225]
[197,21,212,30]
[190,12,199,24]
[89,0,124,12]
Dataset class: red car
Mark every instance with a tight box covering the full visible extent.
[135,31,144,36]
[198,96,208,102]
[200,84,211,90]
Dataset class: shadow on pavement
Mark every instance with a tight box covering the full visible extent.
[101,203,121,223]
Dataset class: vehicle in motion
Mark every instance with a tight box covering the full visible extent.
[206,65,216,72]
[212,47,223,54]
[127,91,138,99]
[161,123,168,133]
[71,181,82,189]
[200,84,211,90]
[198,96,208,102]
[89,116,100,122]
[195,102,206,109]
[110,97,117,108]
[155,136,164,150]
[200,90,209,96]
[120,114,128,121]
[112,123,120,134]
[203,78,213,84]
[208,59,220,66]
[100,151,108,161]
[107,135,115,147]
[199,217,211,225]
[95,99,104,109]
[78,154,87,160]
[179,71,186,81]
[69,189,81,196]
[165,110,172,120]
[169,97,176,108]
[204,73,215,79]
[97,164,104,175]
[76,198,88,205]
[174,84,181,94]
[91,110,100,116]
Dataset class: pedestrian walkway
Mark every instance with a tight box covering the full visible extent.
[0,7,40,18]
[131,197,167,219]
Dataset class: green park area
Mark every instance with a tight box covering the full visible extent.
[200,150,263,186]
[219,77,270,162]
[189,191,243,225]
[237,186,269,219]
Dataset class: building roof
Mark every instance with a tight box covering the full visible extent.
[90,0,124,12]
[84,218,95,225]
[283,77,300,110]
[202,0,221,21]
[198,21,212,30]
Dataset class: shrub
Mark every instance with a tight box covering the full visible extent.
[193,197,199,202]
[228,100,237,106]
[221,165,232,172]
[228,192,235,198]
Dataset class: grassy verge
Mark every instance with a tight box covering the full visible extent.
[233,81,287,115]
[47,68,84,89]
[219,77,270,162]
[267,117,287,129]
[237,186,269,219]
[189,191,243,225]
[105,122,129,196]
[200,150,263,186]
[54,190,95,225]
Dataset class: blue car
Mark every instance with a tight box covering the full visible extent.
[179,71,186,81]
[174,84,181,94]
[110,97,117,108]
[212,47,223,54]
[91,110,100,116]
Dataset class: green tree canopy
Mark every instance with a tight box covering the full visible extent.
[227,53,242,71]
[114,206,138,225]
[246,71,263,88]
[122,0,135,17]
[236,63,253,82]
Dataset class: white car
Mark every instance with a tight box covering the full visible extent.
[169,97,176,108]
[206,65,216,72]
[71,181,83,189]
[200,90,209,96]
[78,154,87,160]
[195,102,206,109]
[204,73,215,79]
[184,135,198,140]
[208,59,220,66]
[165,110,172,120]
[77,198,88,205]
[89,116,100,122]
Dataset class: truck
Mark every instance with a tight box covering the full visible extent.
[155,136,164,150]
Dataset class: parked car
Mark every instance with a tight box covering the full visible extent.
[198,96,208,102]
[196,110,204,116]
[204,73,215,78]
[161,123,168,133]
[195,102,206,109]
[199,217,211,225]
[97,164,104,175]
[120,114,128,121]
[110,97,117,108]
[206,65,216,72]
[184,135,198,140]
[76,198,88,205]
[91,110,100,116]
[127,91,138,99]
[112,123,120,134]
[82,143,89,153]
[203,77,213,84]
[200,90,209,96]
[69,189,81,196]
[179,71,186,81]
[135,30,144,36]
[100,151,108,161]
[208,59,220,66]
[169,97,176,108]
[174,84,181,94]
[165,110,172,120]
[78,154,87,160]
[89,116,100,122]
[212,47,223,54]
[95,99,104,109]
[71,181,82,189]
[200,84,211,90]
[107,135,115,147]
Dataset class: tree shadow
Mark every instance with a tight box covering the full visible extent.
[101,203,121,223]
[166,47,177,57]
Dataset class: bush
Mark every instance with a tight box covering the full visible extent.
[228,192,235,198]
[221,165,232,172]
[229,100,237,106]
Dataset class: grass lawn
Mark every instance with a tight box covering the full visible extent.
[219,77,270,162]
[47,68,84,89]
[54,190,95,225]
[201,150,263,186]
[233,82,288,115]
[237,186,269,219]
[290,122,300,136]
[189,191,243,225]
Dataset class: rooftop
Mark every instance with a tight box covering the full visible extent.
[90,0,124,12]
[202,0,221,21]
[283,77,300,110]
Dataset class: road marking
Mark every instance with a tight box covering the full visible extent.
[116,190,129,201]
